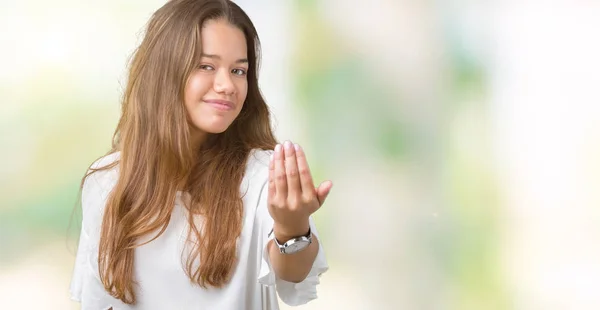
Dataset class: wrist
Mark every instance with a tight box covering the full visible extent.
[273,222,310,242]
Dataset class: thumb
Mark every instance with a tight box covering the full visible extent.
[315,180,333,206]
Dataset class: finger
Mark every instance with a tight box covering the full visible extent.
[316,180,333,206]
[268,152,276,200]
[283,141,301,199]
[294,143,315,194]
[273,144,288,198]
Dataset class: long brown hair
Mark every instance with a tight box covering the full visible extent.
[83,0,277,304]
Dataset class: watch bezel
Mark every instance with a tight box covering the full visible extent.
[269,227,313,254]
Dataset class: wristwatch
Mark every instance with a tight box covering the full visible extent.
[269,227,312,254]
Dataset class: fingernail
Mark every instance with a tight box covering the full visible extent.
[270,154,273,161]
[275,144,281,153]
[294,143,300,151]
[284,140,292,150]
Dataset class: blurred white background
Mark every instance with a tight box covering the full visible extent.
[1,1,599,309]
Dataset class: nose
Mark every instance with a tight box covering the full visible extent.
[213,69,235,95]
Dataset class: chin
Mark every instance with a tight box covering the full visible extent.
[191,114,238,135]
[199,123,234,134]
[208,127,229,134]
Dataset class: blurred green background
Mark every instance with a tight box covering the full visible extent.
[1,1,600,309]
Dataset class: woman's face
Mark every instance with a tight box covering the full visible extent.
[184,18,249,145]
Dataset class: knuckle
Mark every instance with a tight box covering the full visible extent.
[287,198,299,210]
[299,168,310,177]
[276,174,286,182]
[288,169,298,177]
[286,196,296,205]
[302,194,315,204]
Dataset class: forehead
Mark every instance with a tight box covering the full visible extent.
[200,19,247,58]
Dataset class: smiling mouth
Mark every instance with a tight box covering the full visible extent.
[204,99,234,111]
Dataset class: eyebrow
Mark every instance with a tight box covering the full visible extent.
[201,53,248,64]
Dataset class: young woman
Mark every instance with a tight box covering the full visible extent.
[69,0,331,309]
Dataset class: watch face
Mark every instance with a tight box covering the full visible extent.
[285,240,310,254]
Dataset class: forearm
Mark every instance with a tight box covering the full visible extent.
[268,234,319,283]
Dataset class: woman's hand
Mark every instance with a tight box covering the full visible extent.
[268,141,332,241]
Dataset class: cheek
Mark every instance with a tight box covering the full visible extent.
[185,74,210,106]
[237,82,248,105]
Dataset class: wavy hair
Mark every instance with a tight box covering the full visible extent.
[82,0,277,304]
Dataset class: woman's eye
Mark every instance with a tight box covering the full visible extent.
[199,65,214,71]
[232,68,247,76]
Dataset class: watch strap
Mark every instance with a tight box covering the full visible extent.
[268,227,312,254]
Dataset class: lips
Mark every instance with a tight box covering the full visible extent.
[204,99,234,111]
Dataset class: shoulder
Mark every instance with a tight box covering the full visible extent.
[241,148,273,195]
[90,151,120,170]
[80,152,120,237]
[245,148,273,177]
[83,152,121,200]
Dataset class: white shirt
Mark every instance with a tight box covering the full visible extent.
[70,149,328,310]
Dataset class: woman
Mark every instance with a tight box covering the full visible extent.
[69,0,331,309]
